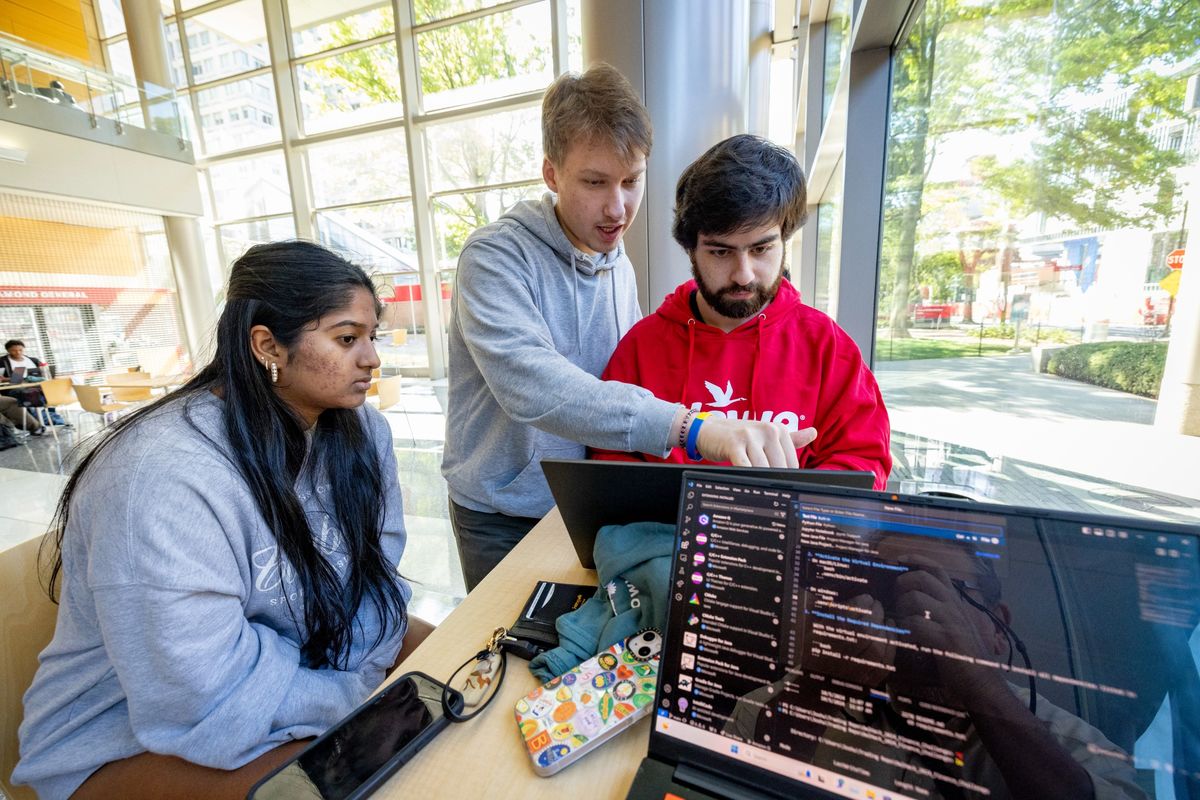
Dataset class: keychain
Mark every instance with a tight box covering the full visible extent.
[442,626,510,722]
[441,624,551,722]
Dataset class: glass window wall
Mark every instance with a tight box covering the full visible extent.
[296,42,403,134]
[287,0,394,58]
[207,151,292,222]
[307,129,410,207]
[416,1,552,111]
[869,1,1200,518]
[425,105,541,193]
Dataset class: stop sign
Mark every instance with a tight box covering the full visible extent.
[1167,249,1185,270]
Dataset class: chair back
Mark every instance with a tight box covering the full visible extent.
[377,375,403,412]
[108,385,152,402]
[74,384,110,414]
[133,346,186,376]
[37,378,76,408]
[103,374,152,403]
[0,536,58,800]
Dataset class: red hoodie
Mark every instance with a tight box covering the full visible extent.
[593,279,891,488]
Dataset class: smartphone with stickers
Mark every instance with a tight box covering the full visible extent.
[514,629,661,776]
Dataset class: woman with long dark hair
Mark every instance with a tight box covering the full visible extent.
[14,241,429,799]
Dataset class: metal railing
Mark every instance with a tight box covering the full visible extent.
[0,32,190,148]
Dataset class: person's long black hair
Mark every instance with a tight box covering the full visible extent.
[44,240,407,669]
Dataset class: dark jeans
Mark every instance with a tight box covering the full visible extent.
[448,498,540,592]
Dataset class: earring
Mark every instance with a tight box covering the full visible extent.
[270,362,278,384]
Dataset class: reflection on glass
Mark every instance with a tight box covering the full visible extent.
[872,1,1200,508]
[307,129,409,208]
[104,39,135,81]
[813,157,844,315]
[195,74,280,155]
[370,271,431,372]
[822,0,851,120]
[315,201,416,272]
[417,1,552,112]
[432,183,542,267]
[296,41,402,134]
[184,0,269,85]
[164,21,187,90]
[288,0,394,58]
[217,215,296,262]
[207,152,291,222]
[425,105,540,193]
[566,0,583,73]
[96,0,126,39]
[413,0,509,25]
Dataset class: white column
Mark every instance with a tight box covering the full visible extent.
[122,0,217,367]
[582,0,751,312]
[1155,172,1200,436]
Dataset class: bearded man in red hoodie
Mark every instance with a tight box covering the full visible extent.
[593,134,892,488]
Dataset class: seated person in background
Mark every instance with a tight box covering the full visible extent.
[592,134,891,488]
[1,338,47,381]
[0,394,44,435]
[14,241,433,800]
[48,79,75,105]
[1,339,67,425]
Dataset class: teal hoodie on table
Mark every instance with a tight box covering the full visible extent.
[442,193,679,519]
[530,521,674,681]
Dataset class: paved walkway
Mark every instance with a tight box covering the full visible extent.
[877,354,1200,523]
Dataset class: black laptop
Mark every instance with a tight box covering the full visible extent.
[625,472,1200,800]
[541,459,874,569]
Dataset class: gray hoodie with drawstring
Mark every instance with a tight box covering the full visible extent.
[443,193,678,518]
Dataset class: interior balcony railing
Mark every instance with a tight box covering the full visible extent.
[0,33,193,163]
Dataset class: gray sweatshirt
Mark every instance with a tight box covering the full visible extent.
[442,193,678,518]
[13,393,410,800]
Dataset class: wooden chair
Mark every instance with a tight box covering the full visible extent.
[376,374,403,412]
[75,385,131,429]
[104,373,153,404]
[28,378,79,441]
[0,536,58,800]
[373,375,414,446]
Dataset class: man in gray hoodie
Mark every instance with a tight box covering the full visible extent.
[443,64,816,591]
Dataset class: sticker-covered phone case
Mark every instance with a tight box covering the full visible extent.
[514,629,661,776]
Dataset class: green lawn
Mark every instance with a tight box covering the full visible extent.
[874,337,1013,361]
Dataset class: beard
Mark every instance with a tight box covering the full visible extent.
[691,255,784,320]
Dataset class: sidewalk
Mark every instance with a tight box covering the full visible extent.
[877,354,1200,523]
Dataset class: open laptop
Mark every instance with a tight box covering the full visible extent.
[7,366,25,383]
[541,459,874,569]
[626,472,1200,800]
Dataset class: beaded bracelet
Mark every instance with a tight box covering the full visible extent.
[677,408,697,449]
[685,412,710,461]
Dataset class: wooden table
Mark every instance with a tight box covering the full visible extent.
[0,381,42,392]
[374,508,651,799]
[96,374,190,391]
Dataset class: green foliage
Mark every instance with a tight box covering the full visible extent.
[1045,341,1167,397]
[980,324,1015,339]
[415,0,547,97]
[879,0,1199,337]
[1033,327,1080,345]
[308,20,400,104]
[915,251,961,302]
[875,336,1011,361]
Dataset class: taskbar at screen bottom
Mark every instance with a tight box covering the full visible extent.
[654,711,921,800]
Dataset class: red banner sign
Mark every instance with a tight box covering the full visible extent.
[0,286,174,306]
